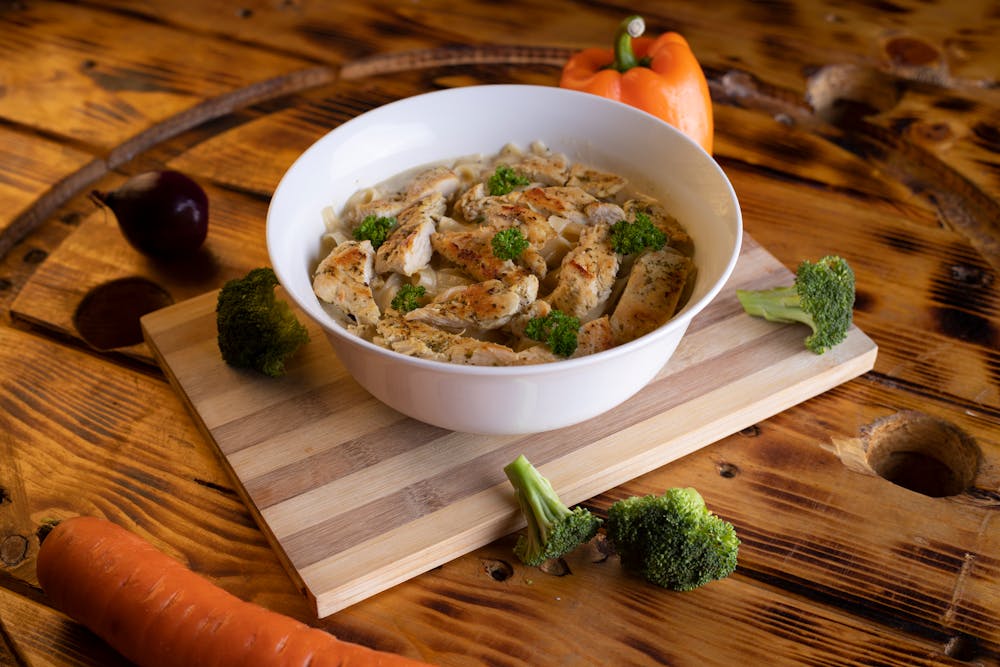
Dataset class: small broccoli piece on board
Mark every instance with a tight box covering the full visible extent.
[503,455,602,566]
[736,255,856,354]
[606,487,739,591]
[216,267,310,377]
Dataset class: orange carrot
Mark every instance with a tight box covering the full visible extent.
[36,516,434,667]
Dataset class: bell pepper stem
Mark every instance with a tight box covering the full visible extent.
[611,15,646,72]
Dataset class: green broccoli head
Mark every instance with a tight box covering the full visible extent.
[736,255,856,354]
[504,454,602,566]
[216,267,310,377]
[606,487,739,591]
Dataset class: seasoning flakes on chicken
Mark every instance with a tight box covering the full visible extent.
[376,315,519,366]
[313,240,381,327]
[548,224,620,320]
[611,248,694,344]
[406,277,535,331]
[375,194,443,276]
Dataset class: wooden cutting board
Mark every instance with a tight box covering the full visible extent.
[141,233,877,618]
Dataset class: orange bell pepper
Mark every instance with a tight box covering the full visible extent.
[560,15,714,154]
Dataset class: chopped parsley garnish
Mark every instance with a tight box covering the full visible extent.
[487,165,530,196]
[525,310,580,357]
[353,215,398,249]
[391,284,426,313]
[609,211,667,255]
[491,227,530,261]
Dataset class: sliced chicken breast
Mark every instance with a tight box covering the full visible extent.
[548,224,620,320]
[520,186,599,224]
[430,229,517,282]
[405,278,528,331]
[566,163,628,198]
[404,165,462,202]
[375,315,519,366]
[610,247,694,344]
[509,152,569,185]
[573,315,616,357]
[312,240,381,326]
[375,194,443,276]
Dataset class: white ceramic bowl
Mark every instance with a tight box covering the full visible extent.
[268,84,741,435]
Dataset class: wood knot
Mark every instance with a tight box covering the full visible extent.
[881,34,951,85]
[481,558,514,582]
[1,534,28,566]
[885,36,941,68]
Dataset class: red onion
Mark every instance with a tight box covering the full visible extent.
[91,170,209,257]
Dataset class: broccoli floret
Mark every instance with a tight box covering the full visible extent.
[736,255,855,354]
[503,454,602,566]
[606,488,739,591]
[216,267,310,377]
[487,165,530,196]
[491,227,530,260]
[353,214,397,249]
[524,310,580,357]
[609,211,667,254]
[391,283,426,313]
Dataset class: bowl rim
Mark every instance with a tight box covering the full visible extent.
[268,84,743,377]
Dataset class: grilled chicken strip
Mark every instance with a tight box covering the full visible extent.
[480,200,556,247]
[430,229,522,283]
[548,224,620,320]
[454,182,489,222]
[313,240,381,326]
[566,163,628,198]
[375,193,443,276]
[573,315,615,357]
[520,186,599,224]
[375,315,519,366]
[405,277,536,331]
[610,247,694,344]
[348,166,457,226]
[584,201,626,226]
[404,165,461,202]
[508,152,569,185]
[350,195,409,227]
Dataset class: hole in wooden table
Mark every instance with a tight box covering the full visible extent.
[74,277,175,350]
[863,411,980,497]
[805,63,902,129]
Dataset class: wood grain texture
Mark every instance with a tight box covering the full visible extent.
[3,1,1000,664]
[0,127,102,260]
[141,234,877,617]
[0,2,313,151]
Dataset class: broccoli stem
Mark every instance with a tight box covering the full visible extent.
[503,454,601,566]
[504,454,571,530]
[736,285,814,328]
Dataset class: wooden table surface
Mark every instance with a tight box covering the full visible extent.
[1,1,998,665]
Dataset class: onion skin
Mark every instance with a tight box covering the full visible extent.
[93,170,209,257]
